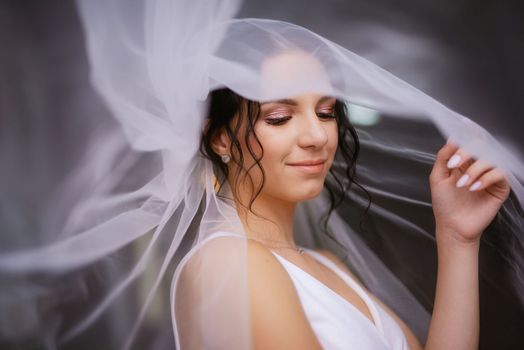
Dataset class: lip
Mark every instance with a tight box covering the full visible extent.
[286,159,327,174]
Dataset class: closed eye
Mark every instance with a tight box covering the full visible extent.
[317,112,336,120]
[265,116,292,126]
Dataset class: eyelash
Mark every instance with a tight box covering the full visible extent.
[265,116,292,125]
[317,112,336,120]
[265,111,336,126]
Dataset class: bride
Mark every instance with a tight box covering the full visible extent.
[173,83,509,349]
[1,1,521,349]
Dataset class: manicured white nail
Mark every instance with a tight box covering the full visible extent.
[469,181,482,191]
[456,174,469,188]
[447,154,461,168]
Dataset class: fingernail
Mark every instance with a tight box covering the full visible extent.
[469,181,482,191]
[447,154,461,168]
[456,174,469,188]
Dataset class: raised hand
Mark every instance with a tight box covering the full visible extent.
[429,141,510,245]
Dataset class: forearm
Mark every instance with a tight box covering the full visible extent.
[425,227,480,350]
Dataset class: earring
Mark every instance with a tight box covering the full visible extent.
[221,154,231,164]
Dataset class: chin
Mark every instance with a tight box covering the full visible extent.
[289,182,325,202]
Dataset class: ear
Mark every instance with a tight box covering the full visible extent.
[210,126,231,157]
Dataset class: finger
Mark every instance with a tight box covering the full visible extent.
[449,157,476,180]
[468,168,507,192]
[457,157,476,173]
[455,159,493,188]
[446,149,475,182]
[431,142,459,180]
[446,148,473,170]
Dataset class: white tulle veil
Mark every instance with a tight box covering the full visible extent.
[1,0,523,349]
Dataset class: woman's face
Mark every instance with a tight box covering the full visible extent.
[230,92,339,205]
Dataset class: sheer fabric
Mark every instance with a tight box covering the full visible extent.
[0,0,522,349]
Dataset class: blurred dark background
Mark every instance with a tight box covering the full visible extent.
[1,0,523,349]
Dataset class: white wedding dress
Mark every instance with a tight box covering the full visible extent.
[271,249,410,350]
[174,232,410,349]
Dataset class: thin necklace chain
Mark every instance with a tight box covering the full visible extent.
[246,237,305,254]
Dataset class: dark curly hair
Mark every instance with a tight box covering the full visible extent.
[200,88,370,247]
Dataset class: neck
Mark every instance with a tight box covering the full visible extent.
[235,192,297,247]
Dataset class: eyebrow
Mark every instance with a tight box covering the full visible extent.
[260,96,335,106]
[260,98,298,106]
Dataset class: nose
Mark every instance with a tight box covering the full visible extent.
[297,111,329,149]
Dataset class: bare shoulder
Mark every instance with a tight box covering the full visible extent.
[313,248,423,350]
[247,240,322,350]
[175,236,321,349]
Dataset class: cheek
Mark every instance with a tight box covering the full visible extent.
[327,124,339,155]
[251,127,290,161]
[241,128,288,185]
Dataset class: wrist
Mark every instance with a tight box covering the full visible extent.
[435,225,481,251]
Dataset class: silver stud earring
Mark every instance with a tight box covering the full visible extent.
[221,154,231,164]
